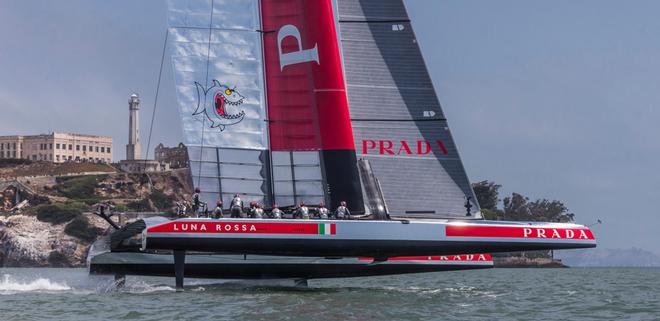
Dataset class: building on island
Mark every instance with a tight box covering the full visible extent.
[118,94,170,173]
[0,133,113,163]
[155,143,189,169]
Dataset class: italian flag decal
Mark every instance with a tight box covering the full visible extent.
[318,223,336,235]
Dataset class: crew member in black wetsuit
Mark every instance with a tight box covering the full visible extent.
[192,187,201,214]
[230,193,243,218]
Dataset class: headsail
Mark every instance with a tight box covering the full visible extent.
[167,0,271,206]
[336,0,480,218]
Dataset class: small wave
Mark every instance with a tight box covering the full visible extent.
[0,274,71,293]
[121,280,175,294]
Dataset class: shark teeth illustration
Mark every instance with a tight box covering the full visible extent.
[192,79,246,131]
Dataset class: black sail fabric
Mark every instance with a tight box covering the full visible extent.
[337,0,480,218]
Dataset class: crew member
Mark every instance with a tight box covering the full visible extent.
[335,201,350,220]
[247,201,257,218]
[230,193,243,218]
[271,204,283,219]
[192,188,201,215]
[317,202,329,220]
[294,201,310,220]
[254,203,265,219]
[213,200,224,219]
[175,201,189,217]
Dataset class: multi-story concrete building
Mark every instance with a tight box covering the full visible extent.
[0,132,113,163]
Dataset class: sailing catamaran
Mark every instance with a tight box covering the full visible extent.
[88,0,595,285]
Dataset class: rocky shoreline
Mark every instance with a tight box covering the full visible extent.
[0,162,193,268]
[0,213,108,267]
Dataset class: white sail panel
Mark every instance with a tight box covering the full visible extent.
[168,30,266,149]
[167,0,270,206]
[168,0,259,30]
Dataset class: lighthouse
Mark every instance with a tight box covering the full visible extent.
[126,93,141,160]
[119,93,169,173]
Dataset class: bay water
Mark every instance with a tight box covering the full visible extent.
[0,268,658,321]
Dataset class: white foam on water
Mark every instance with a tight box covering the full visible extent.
[122,280,175,294]
[0,274,71,293]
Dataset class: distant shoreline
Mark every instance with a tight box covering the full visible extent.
[493,256,568,268]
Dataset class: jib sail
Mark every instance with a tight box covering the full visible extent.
[336,0,480,218]
[167,0,272,206]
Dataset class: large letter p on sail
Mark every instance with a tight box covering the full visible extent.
[278,24,320,70]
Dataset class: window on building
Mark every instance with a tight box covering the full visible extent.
[89,145,93,152]
[83,145,86,152]
[56,143,60,149]
[107,147,111,153]
[12,143,16,149]
[32,155,37,160]
[0,143,3,150]
[56,155,60,161]
[49,143,53,150]
[69,144,73,150]
[76,145,80,151]
[95,146,99,153]
[101,147,105,153]
[0,151,4,158]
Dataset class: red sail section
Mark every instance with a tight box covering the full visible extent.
[261,0,355,151]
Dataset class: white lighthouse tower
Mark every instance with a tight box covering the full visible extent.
[126,93,141,160]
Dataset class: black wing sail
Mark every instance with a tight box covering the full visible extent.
[337,0,480,219]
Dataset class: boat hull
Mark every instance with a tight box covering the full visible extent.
[88,252,493,279]
[142,219,596,257]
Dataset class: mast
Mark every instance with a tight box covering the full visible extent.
[260,0,365,211]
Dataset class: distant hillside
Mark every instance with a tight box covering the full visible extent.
[0,160,115,178]
[556,248,660,267]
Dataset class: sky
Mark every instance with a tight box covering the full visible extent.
[1,0,659,254]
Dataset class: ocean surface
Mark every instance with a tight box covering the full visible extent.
[0,268,658,321]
